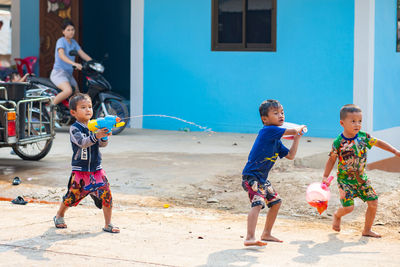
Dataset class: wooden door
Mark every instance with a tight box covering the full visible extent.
[39,0,81,77]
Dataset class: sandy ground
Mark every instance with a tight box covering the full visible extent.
[1,128,400,266]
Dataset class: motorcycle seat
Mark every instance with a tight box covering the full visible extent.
[29,77,59,90]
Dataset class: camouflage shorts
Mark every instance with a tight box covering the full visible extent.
[338,179,378,207]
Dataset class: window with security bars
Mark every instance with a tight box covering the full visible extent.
[212,0,276,51]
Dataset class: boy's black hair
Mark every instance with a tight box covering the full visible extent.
[340,104,362,120]
[62,19,75,30]
[259,99,282,117]
[69,93,91,111]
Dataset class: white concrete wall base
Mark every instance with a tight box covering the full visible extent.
[369,127,400,163]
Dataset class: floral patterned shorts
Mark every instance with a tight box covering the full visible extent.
[63,170,112,208]
[242,175,281,209]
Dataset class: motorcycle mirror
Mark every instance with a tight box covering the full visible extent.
[69,50,78,57]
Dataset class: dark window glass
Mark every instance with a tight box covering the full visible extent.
[246,0,272,44]
[212,0,276,51]
[218,0,243,43]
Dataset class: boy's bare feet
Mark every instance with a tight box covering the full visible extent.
[260,234,283,243]
[244,239,267,247]
[332,214,341,232]
[362,230,381,238]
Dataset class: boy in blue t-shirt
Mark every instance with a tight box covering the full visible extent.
[242,100,306,246]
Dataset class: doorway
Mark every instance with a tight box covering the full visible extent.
[82,1,131,100]
[39,0,81,78]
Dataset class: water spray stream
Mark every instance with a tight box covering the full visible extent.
[123,114,214,132]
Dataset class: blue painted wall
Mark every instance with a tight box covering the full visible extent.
[374,0,400,131]
[19,0,39,75]
[143,0,354,137]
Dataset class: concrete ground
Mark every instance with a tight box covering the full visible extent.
[1,128,400,266]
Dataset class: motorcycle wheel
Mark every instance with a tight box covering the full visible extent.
[12,108,53,161]
[94,99,129,136]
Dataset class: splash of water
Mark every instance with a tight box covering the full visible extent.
[124,114,214,132]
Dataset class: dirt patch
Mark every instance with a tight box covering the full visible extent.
[2,155,399,233]
[163,161,400,229]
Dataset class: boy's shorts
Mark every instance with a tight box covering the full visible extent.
[63,170,112,208]
[242,175,281,209]
[338,179,378,207]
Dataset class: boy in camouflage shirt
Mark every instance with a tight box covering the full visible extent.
[322,104,400,237]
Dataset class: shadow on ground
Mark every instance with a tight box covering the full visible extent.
[0,227,102,262]
[290,233,375,264]
[199,247,266,267]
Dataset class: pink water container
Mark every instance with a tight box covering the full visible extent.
[306,176,334,203]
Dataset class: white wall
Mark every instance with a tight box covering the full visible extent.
[10,0,20,60]
[130,0,144,128]
[354,0,400,163]
[353,0,374,133]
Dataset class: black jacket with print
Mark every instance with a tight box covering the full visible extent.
[70,121,108,172]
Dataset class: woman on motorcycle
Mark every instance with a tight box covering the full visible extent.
[50,19,92,105]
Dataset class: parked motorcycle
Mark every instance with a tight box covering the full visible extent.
[0,82,54,161]
[25,51,129,135]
